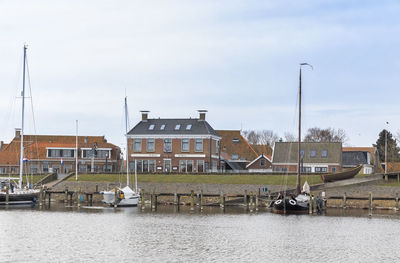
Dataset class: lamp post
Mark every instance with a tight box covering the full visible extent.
[385,122,389,174]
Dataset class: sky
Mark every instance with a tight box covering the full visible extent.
[0,0,399,151]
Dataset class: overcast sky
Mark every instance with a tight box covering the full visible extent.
[1,0,399,150]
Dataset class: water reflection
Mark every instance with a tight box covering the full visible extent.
[1,204,400,262]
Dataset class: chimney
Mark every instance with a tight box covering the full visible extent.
[198,110,207,121]
[15,128,21,138]
[141,111,150,122]
[0,141,3,150]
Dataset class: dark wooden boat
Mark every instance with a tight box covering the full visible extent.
[272,196,309,214]
[320,165,362,183]
[0,189,39,206]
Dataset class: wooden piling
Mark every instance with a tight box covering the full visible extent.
[313,195,317,213]
[220,192,225,209]
[39,186,43,207]
[250,191,253,207]
[64,188,68,205]
[200,190,203,210]
[255,195,259,211]
[173,192,178,205]
[196,193,200,206]
[309,193,313,214]
[5,185,9,207]
[343,192,347,209]
[48,192,51,206]
[141,189,145,210]
[369,192,373,210]
[396,193,399,212]
[114,187,118,208]
[244,190,248,207]
[190,190,195,210]
[154,195,158,210]
[151,189,156,210]
[398,174,399,183]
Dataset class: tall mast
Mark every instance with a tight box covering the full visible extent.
[19,45,27,189]
[296,67,302,195]
[76,120,78,181]
[125,96,130,187]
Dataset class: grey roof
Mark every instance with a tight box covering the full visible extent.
[128,118,219,136]
[272,142,342,164]
[342,151,370,166]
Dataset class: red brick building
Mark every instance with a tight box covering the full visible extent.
[127,111,221,173]
[0,129,121,175]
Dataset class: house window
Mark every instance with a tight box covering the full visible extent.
[160,124,165,130]
[134,139,142,152]
[232,154,239,160]
[42,162,49,173]
[275,167,280,172]
[187,160,193,172]
[216,140,219,154]
[310,150,316,158]
[164,139,172,152]
[195,139,203,152]
[147,139,155,152]
[181,139,189,152]
[315,167,328,173]
[300,150,305,158]
[301,167,311,173]
[148,124,155,130]
[0,168,6,174]
[331,167,336,172]
[197,160,204,173]
[260,159,266,166]
[232,138,239,144]
[186,124,192,130]
[175,124,181,130]
[180,160,187,173]
[143,160,149,173]
[282,168,288,172]
[321,150,328,158]
[149,160,155,173]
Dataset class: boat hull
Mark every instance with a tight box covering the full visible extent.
[101,190,140,207]
[272,197,309,214]
[320,165,363,183]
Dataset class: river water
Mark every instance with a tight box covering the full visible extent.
[1,205,400,263]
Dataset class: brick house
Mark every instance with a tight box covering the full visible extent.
[342,147,377,174]
[127,111,221,173]
[272,142,342,173]
[0,129,121,175]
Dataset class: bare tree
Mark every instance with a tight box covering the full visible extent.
[283,132,297,142]
[242,130,279,145]
[303,127,348,143]
[259,130,279,146]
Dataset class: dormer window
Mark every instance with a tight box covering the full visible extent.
[175,124,181,130]
[148,124,155,130]
[310,150,316,158]
[321,150,328,158]
[160,124,165,130]
[186,124,192,130]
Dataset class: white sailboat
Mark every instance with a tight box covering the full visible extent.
[101,96,139,207]
[0,45,40,206]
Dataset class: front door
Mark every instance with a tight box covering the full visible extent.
[164,159,171,173]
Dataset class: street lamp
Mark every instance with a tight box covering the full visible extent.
[385,121,389,174]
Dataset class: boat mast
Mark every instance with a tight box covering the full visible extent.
[297,67,302,195]
[76,120,78,181]
[19,45,27,189]
[125,96,130,187]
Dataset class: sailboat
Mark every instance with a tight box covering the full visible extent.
[0,45,40,206]
[100,96,140,207]
[272,63,313,214]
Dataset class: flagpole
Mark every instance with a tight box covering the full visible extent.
[76,120,78,181]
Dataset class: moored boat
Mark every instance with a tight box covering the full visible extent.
[320,165,362,183]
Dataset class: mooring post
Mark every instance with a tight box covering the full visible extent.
[114,187,118,208]
[151,189,156,210]
[95,184,98,193]
[48,192,51,206]
[200,190,203,210]
[141,189,145,210]
[309,193,313,214]
[173,192,178,206]
[154,194,158,211]
[220,192,225,209]
[343,192,347,209]
[5,185,9,207]
[190,190,195,210]
[255,195,259,211]
[313,195,317,213]
[396,193,399,212]
[69,192,73,204]
[244,190,248,207]
[39,185,43,207]
[369,192,373,211]
[64,188,68,205]
[196,193,200,206]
